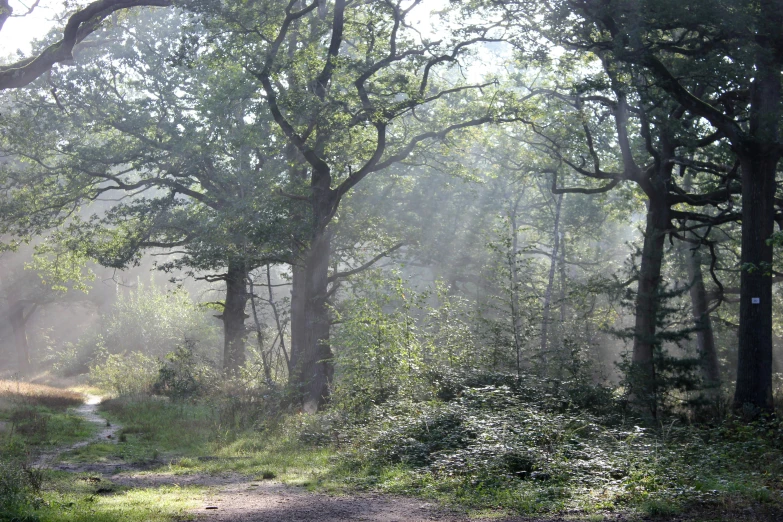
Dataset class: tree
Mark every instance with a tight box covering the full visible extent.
[0,0,171,90]
[184,0,522,410]
[540,0,782,413]
[0,9,292,373]
[0,238,94,375]
[470,0,744,415]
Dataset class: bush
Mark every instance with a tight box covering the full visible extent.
[153,341,216,402]
[0,459,43,522]
[207,375,287,431]
[103,281,219,358]
[61,280,221,379]
[89,351,158,396]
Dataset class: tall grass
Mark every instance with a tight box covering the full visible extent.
[0,380,84,410]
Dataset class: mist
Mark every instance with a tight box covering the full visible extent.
[1,1,782,520]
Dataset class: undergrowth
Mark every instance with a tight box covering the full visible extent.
[69,370,783,520]
[324,372,783,517]
[0,380,92,521]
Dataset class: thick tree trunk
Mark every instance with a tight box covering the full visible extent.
[290,228,333,413]
[681,241,721,389]
[9,302,30,377]
[222,258,250,374]
[733,150,777,412]
[289,163,335,412]
[733,33,781,414]
[631,194,669,416]
[541,193,563,363]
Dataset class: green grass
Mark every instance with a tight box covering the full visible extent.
[60,396,337,486]
[0,382,94,462]
[33,392,783,521]
[26,471,202,522]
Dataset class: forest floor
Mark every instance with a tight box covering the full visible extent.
[4,382,782,522]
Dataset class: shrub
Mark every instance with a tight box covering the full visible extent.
[89,351,158,396]
[103,281,219,358]
[153,341,216,402]
[0,459,43,522]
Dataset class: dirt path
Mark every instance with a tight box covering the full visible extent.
[33,394,121,469]
[196,481,473,522]
[29,394,782,521]
[40,396,481,520]
[37,396,604,521]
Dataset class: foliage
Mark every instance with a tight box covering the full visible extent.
[332,272,479,415]
[152,341,216,402]
[102,281,218,358]
[0,460,42,522]
[612,275,707,417]
[89,352,158,397]
[332,372,782,516]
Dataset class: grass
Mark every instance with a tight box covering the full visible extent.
[0,379,93,462]
[15,471,202,522]
[79,393,783,520]
[0,380,84,410]
[8,383,781,522]
[56,395,336,486]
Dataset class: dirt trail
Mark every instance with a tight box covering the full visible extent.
[33,394,121,469]
[28,394,780,522]
[197,481,472,522]
[38,395,594,521]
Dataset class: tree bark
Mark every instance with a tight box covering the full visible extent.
[290,227,333,413]
[733,148,778,412]
[289,163,335,412]
[289,256,307,380]
[9,302,30,377]
[732,21,781,413]
[508,199,524,377]
[682,237,721,389]
[222,257,250,374]
[631,193,669,417]
[541,193,563,363]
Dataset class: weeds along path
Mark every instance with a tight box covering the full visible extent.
[33,394,121,469]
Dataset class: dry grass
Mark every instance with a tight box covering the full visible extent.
[0,380,84,411]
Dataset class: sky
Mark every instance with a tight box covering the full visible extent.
[1,0,455,60]
[0,0,58,58]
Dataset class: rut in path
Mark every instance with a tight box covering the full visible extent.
[33,394,121,469]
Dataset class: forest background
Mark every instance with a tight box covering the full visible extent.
[1,0,783,520]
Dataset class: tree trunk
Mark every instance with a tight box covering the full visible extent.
[222,258,250,374]
[9,302,30,377]
[631,194,669,417]
[541,193,563,363]
[732,27,780,414]
[289,162,335,412]
[733,149,777,413]
[289,256,307,380]
[248,274,272,382]
[508,201,523,377]
[682,239,721,389]
[559,230,566,325]
[291,227,333,413]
